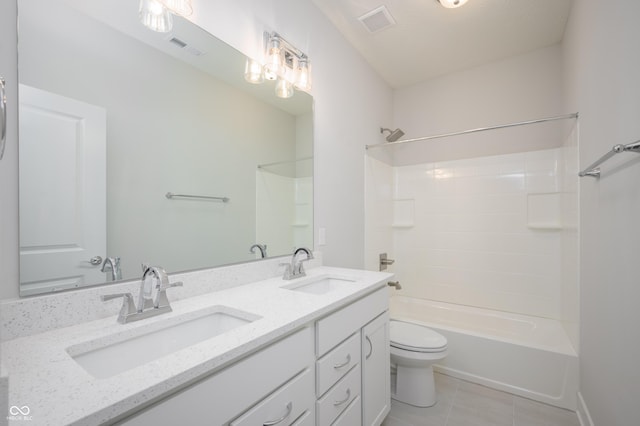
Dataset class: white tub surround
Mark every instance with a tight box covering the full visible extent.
[1,265,392,425]
[390,296,578,410]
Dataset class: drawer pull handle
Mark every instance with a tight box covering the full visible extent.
[365,336,373,360]
[0,77,6,160]
[333,388,351,406]
[333,354,351,369]
[263,402,292,426]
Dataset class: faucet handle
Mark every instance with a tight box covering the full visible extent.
[160,281,183,291]
[279,262,293,280]
[154,280,183,309]
[101,293,136,324]
[101,292,130,302]
[296,257,312,277]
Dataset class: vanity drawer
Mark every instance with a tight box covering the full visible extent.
[331,395,362,426]
[316,364,361,426]
[231,368,314,426]
[291,410,314,426]
[315,287,387,356]
[316,332,360,396]
[117,327,314,426]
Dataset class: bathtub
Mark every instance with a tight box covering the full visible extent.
[390,295,578,410]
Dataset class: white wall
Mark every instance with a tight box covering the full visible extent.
[562,1,640,424]
[392,45,566,164]
[0,0,393,299]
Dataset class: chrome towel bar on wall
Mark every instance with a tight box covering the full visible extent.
[0,76,7,160]
[579,139,640,178]
[165,192,229,202]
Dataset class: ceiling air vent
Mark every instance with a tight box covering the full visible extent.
[167,35,204,56]
[358,5,396,33]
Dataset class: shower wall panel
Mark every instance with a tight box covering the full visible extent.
[390,148,567,319]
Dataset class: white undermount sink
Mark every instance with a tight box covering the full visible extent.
[67,306,260,379]
[282,276,357,295]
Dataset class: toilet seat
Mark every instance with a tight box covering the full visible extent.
[390,321,447,353]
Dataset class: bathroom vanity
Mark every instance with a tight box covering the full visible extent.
[1,266,392,425]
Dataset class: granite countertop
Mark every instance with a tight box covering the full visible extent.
[2,266,392,425]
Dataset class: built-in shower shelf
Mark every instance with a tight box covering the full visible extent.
[292,223,309,227]
[393,199,415,228]
[527,223,562,230]
[391,223,414,228]
[527,193,561,230]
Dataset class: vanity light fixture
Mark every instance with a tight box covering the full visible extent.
[437,0,469,8]
[244,58,264,84]
[139,0,193,33]
[243,32,312,98]
[294,58,312,92]
[275,78,294,99]
[264,36,285,80]
[161,0,193,17]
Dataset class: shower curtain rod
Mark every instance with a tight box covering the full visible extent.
[365,113,579,150]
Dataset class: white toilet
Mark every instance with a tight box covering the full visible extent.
[389,320,448,407]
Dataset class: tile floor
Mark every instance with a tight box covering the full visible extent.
[382,373,581,426]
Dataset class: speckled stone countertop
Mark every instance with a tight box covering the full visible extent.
[2,266,392,426]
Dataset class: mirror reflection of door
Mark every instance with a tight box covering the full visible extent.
[19,84,107,296]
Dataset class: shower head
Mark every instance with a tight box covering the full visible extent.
[380,127,405,142]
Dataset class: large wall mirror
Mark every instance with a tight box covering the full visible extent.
[17,0,313,296]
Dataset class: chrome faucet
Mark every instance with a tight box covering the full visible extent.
[249,243,268,259]
[101,257,122,281]
[101,265,183,324]
[282,247,314,280]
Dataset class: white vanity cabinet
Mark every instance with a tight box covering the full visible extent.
[117,327,315,426]
[314,287,389,426]
[116,286,390,426]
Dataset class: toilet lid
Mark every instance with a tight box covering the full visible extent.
[390,321,447,352]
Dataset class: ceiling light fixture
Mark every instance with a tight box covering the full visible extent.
[437,0,469,9]
[243,32,312,99]
[139,0,193,33]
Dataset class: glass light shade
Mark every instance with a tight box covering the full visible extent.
[264,38,284,80]
[294,59,312,91]
[244,58,264,84]
[437,0,469,8]
[275,78,294,99]
[159,0,193,16]
[139,0,173,33]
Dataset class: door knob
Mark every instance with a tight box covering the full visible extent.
[88,256,103,266]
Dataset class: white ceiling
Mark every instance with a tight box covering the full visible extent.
[312,0,573,88]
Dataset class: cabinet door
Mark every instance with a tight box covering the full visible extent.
[362,311,390,426]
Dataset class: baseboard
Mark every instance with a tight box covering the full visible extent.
[577,392,594,426]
